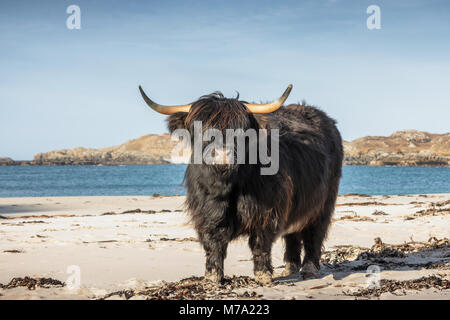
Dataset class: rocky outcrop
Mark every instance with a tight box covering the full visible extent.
[343,130,450,166]
[0,157,15,166]
[3,130,449,166]
[32,134,177,165]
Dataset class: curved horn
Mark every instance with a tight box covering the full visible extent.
[244,84,293,114]
[139,86,191,115]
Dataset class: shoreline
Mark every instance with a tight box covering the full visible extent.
[0,193,449,299]
[1,162,449,167]
[1,191,450,199]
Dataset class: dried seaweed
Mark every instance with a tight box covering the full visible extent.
[321,237,450,268]
[346,275,449,297]
[0,277,65,290]
[372,210,389,216]
[101,276,268,300]
[159,237,198,242]
[3,249,24,253]
[334,213,376,222]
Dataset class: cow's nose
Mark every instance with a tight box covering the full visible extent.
[211,147,233,165]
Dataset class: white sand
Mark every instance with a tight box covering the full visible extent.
[0,194,449,300]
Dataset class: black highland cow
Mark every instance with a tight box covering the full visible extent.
[139,85,343,284]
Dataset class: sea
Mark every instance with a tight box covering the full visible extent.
[0,165,449,198]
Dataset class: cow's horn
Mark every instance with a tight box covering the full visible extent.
[244,84,293,114]
[139,86,191,114]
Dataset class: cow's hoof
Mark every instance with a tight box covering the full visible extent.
[204,270,223,283]
[301,261,319,279]
[255,271,273,285]
[281,263,300,277]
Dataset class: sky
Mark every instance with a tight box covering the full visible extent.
[0,0,449,160]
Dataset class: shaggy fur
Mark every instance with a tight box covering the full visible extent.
[167,93,343,283]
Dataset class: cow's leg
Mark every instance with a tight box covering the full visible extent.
[281,232,302,276]
[248,232,275,284]
[199,230,229,283]
[300,222,324,279]
[301,187,337,279]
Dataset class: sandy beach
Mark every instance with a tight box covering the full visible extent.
[0,193,449,300]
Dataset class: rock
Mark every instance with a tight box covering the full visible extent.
[31,134,179,165]
[0,157,14,166]
[2,130,449,167]
[343,130,449,166]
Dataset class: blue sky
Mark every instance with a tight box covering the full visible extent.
[1,0,449,160]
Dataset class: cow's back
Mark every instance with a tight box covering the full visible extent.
[253,104,343,234]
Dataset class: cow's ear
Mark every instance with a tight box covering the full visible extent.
[166,112,188,133]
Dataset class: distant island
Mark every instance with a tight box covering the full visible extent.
[1,130,449,167]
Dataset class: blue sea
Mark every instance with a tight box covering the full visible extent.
[0,165,449,198]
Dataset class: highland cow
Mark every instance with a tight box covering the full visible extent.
[139,85,343,284]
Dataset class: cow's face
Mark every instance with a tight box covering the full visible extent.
[138,85,292,170]
[185,93,257,133]
[163,94,257,169]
